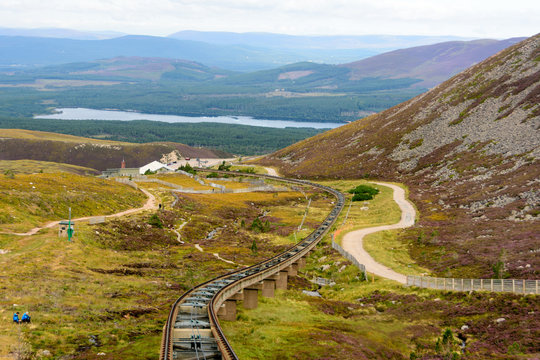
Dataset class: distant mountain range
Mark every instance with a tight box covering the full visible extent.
[1,37,522,92]
[0,29,476,72]
[167,30,470,50]
[0,36,525,124]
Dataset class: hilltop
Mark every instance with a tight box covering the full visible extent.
[342,38,525,88]
[0,129,228,171]
[259,34,540,279]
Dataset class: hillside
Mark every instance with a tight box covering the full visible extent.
[259,34,540,279]
[0,159,100,176]
[342,38,525,87]
[0,129,227,171]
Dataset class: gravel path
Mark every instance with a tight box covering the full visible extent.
[1,187,157,236]
[341,182,416,284]
[264,167,279,177]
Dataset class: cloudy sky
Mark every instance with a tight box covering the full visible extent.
[1,0,538,38]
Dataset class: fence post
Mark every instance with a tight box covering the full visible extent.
[452,278,455,290]
[491,279,493,292]
[461,278,464,291]
[523,279,525,294]
[470,279,473,291]
[537,280,538,295]
[444,278,446,290]
[481,278,483,291]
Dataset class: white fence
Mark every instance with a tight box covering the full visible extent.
[407,275,539,294]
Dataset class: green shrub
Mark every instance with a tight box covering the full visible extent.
[206,172,220,178]
[236,167,255,174]
[178,163,196,175]
[348,184,379,201]
[148,213,163,228]
[218,161,231,171]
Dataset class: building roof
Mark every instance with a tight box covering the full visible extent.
[139,161,173,174]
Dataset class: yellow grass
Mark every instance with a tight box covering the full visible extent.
[363,230,431,276]
[0,160,98,175]
[315,180,401,244]
[0,129,130,145]
[154,174,213,190]
[207,179,253,189]
[0,173,146,232]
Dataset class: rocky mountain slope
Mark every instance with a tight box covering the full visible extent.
[342,38,525,88]
[259,34,540,279]
[0,129,227,171]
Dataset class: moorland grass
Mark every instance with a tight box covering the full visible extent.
[0,173,146,232]
[0,179,335,358]
[0,160,99,176]
[363,230,431,276]
[154,173,213,190]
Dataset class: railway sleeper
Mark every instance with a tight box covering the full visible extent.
[173,336,221,359]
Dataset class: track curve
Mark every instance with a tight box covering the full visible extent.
[160,170,345,360]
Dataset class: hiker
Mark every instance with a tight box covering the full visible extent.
[21,312,31,324]
[13,312,20,324]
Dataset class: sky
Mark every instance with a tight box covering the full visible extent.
[0,0,538,38]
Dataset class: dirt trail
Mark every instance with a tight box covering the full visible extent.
[1,188,157,237]
[341,182,416,284]
[264,167,279,177]
[195,243,238,265]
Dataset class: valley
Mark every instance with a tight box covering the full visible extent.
[0,16,537,360]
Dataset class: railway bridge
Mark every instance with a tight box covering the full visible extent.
[160,171,345,360]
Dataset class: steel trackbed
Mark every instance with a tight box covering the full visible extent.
[160,171,345,360]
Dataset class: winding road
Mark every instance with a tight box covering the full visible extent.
[341,182,416,284]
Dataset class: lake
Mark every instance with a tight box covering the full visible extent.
[35,108,345,129]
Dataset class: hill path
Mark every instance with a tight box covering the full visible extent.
[1,188,157,236]
[341,182,416,284]
[264,167,279,177]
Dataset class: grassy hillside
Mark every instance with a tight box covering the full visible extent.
[0,129,229,170]
[342,38,525,87]
[0,160,99,176]
[258,34,540,279]
[0,172,146,232]
[0,178,332,358]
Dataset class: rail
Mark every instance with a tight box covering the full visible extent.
[160,170,345,360]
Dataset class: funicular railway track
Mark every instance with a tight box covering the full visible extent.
[160,171,345,360]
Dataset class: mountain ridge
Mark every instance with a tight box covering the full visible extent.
[258,34,540,278]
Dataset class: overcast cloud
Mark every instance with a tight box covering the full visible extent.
[0,0,538,38]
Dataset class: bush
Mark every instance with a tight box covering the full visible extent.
[206,172,220,178]
[148,213,163,228]
[218,161,231,171]
[236,167,255,174]
[178,163,196,175]
[348,184,379,201]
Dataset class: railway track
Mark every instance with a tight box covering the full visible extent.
[160,171,345,360]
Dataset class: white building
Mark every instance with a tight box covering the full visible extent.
[139,161,174,175]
